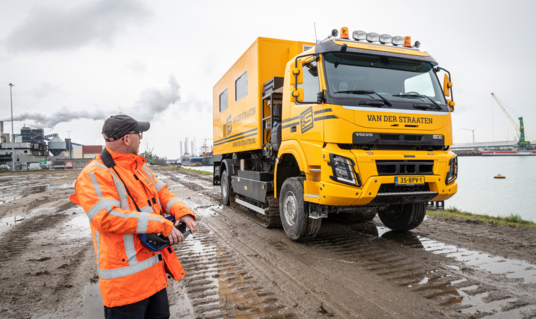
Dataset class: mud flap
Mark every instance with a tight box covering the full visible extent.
[162,246,186,281]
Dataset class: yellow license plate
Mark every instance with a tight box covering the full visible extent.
[395,176,424,185]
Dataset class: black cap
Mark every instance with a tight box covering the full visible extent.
[102,115,150,142]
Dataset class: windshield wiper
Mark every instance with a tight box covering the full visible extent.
[335,90,393,106]
[392,94,442,110]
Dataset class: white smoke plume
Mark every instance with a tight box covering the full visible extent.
[4,75,180,129]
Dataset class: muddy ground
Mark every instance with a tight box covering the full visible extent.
[1,168,536,319]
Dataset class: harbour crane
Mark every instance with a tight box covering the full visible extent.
[491,93,530,148]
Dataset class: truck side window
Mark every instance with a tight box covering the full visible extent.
[298,60,320,102]
[219,89,228,112]
[235,71,248,102]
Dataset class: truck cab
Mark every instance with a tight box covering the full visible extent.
[213,28,458,241]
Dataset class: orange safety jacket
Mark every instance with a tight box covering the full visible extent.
[70,147,195,307]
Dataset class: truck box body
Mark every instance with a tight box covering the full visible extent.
[213,37,315,155]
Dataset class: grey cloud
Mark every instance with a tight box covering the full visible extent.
[6,0,150,53]
[4,75,180,128]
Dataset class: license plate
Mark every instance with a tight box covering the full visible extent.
[395,176,424,185]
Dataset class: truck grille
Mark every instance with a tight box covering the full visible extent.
[376,160,434,175]
[380,134,399,141]
[378,183,430,193]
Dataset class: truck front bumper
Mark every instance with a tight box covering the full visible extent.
[304,175,457,206]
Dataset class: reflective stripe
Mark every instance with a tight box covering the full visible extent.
[99,253,161,280]
[123,234,138,265]
[96,230,100,267]
[142,165,162,208]
[142,165,156,185]
[108,209,128,219]
[87,162,108,170]
[155,180,165,192]
[136,213,150,234]
[87,199,121,222]
[166,197,181,214]
[109,173,129,210]
[139,205,153,213]
[108,209,163,221]
[90,172,103,198]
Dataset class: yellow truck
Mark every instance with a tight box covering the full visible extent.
[212,28,458,240]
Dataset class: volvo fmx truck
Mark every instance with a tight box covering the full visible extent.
[212,28,458,241]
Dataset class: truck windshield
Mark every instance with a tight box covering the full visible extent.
[323,52,447,111]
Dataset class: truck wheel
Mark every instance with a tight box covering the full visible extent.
[221,171,234,206]
[377,202,426,232]
[279,177,321,241]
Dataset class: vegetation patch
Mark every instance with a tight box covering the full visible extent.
[177,166,212,175]
[427,206,536,229]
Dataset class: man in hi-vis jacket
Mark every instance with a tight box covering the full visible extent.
[71,114,196,319]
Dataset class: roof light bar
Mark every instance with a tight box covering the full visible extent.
[352,30,366,41]
[379,34,392,44]
[392,36,405,46]
[366,33,379,43]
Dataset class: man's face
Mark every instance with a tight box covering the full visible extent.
[125,131,143,154]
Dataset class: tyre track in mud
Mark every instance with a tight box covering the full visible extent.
[162,168,536,318]
[0,201,76,264]
[307,223,536,318]
[175,223,298,319]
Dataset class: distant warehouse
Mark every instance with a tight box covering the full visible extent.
[71,145,103,159]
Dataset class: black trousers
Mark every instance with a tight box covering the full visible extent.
[104,288,170,319]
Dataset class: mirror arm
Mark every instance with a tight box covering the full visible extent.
[317,90,325,104]
[435,66,454,102]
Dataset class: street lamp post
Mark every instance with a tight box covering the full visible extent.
[9,83,14,171]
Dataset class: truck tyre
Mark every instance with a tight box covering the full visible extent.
[279,177,321,241]
[377,202,426,232]
[221,171,234,206]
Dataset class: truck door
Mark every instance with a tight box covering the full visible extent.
[290,58,323,142]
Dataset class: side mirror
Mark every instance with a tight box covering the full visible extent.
[290,59,303,86]
[442,73,454,112]
[447,99,455,112]
[443,73,452,97]
[292,88,304,102]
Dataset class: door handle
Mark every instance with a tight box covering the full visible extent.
[291,126,297,133]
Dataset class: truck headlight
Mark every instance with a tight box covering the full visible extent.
[446,155,458,185]
[328,154,361,187]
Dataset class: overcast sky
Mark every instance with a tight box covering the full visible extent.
[1,0,535,158]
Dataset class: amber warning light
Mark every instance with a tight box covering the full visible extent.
[403,36,412,47]
[340,27,349,39]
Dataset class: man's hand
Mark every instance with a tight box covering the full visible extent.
[168,227,184,245]
[176,214,197,234]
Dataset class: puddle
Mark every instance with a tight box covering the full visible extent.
[417,237,536,284]
[80,282,103,319]
[0,181,74,205]
[56,209,91,240]
[0,207,56,235]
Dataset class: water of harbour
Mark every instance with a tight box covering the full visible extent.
[446,156,536,222]
[184,158,536,222]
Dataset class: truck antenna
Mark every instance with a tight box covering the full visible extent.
[314,22,318,43]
